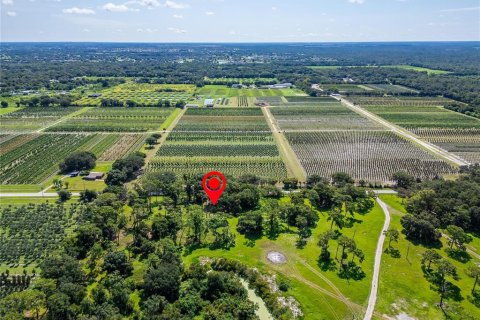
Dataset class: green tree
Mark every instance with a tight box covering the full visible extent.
[421,249,441,270]
[328,208,344,230]
[318,230,335,261]
[446,225,471,250]
[433,259,457,308]
[466,264,480,294]
[0,290,46,320]
[384,228,400,249]
[59,151,96,173]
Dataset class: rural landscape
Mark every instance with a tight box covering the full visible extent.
[1,1,480,320]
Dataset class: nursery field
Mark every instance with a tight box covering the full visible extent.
[285,131,456,183]
[46,107,175,132]
[203,77,278,85]
[150,107,288,180]
[0,134,96,184]
[195,85,306,98]
[0,107,82,132]
[350,96,480,129]
[284,96,338,104]
[0,133,146,186]
[0,203,81,269]
[270,102,383,131]
[314,84,416,94]
[174,107,271,132]
[409,128,480,164]
[73,83,195,106]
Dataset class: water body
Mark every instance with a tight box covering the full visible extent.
[240,278,274,320]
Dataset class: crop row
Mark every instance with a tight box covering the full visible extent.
[284,96,337,104]
[409,128,480,165]
[185,108,263,116]
[0,203,80,266]
[0,134,94,184]
[46,108,174,132]
[157,142,279,157]
[350,96,452,106]
[166,132,275,143]
[98,134,147,161]
[271,104,382,131]
[174,116,270,132]
[285,131,456,182]
[0,107,82,132]
[147,156,287,180]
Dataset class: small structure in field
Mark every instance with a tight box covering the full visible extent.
[204,99,215,108]
[185,104,199,108]
[68,171,79,177]
[267,251,286,264]
[83,172,104,181]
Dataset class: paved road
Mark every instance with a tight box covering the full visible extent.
[0,192,80,197]
[364,197,391,320]
[332,96,470,167]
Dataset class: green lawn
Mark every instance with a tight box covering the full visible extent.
[386,65,452,75]
[183,199,386,319]
[377,194,480,319]
[0,184,42,193]
[44,162,112,192]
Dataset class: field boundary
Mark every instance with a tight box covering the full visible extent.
[335,96,470,167]
[262,107,307,181]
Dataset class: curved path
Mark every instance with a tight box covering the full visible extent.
[363,196,391,320]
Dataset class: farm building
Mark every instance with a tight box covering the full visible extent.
[88,93,102,98]
[68,171,79,177]
[185,104,199,108]
[261,83,293,89]
[83,172,104,181]
[204,99,215,107]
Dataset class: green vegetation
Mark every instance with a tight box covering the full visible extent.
[73,82,195,107]
[47,107,176,132]
[196,85,306,98]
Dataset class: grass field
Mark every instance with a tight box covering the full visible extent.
[386,65,452,75]
[377,194,480,320]
[183,198,386,319]
[196,85,306,98]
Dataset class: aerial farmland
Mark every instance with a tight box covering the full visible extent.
[1,4,480,319]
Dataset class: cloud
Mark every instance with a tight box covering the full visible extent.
[63,7,96,15]
[271,6,277,11]
[168,26,186,33]
[2,0,13,5]
[138,0,160,6]
[164,1,189,9]
[205,11,214,16]
[6,11,16,16]
[137,28,155,33]
[103,3,133,12]
[441,6,480,12]
[348,0,365,4]
[173,14,183,18]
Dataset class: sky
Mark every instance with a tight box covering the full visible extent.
[1,0,479,42]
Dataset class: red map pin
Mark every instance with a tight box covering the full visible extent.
[202,171,227,205]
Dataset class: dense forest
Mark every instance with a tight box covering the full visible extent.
[1,43,479,108]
